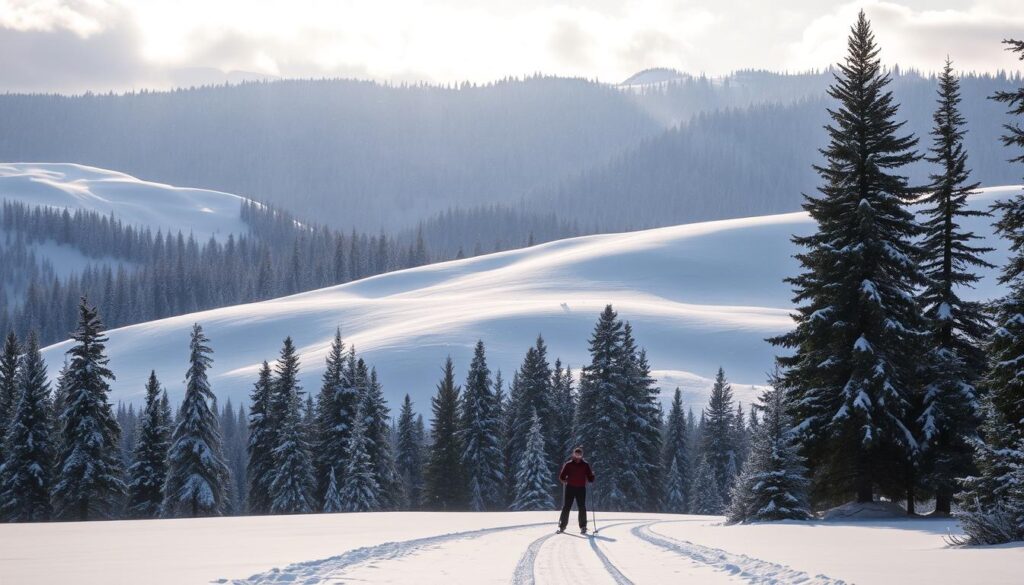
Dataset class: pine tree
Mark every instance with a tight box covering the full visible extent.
[575,305,629,510]
[727,384,811,524]
[689,455,724,515]
[0,332,21,467]
[323,467,343,513]
[53,299,125,521]
[621,328,662,511]
[424,357,466,510]
[918,58,993,515]
[460,340,504,511]
[163,324,230,517]
[510,336,555,463]
[268,337,315,514]
[771,11,924,505]
[0,333,54,522]
[127,371,171,518]
[663,456,687,514]
[549,360,576,457]
[512,409,554,511]
[314,328,353,506]
[339,408,379,512]
[661,388,689,512]
[702,368,738,502]
[395,394,425,510]
[360,367,396,509]
[956,39,1024,544]
[246,361,275,514]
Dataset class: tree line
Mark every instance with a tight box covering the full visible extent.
[0,300,767,521]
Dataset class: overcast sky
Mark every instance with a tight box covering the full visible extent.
[1,0,1022,94]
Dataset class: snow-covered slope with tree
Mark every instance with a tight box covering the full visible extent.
[39,186,1018,414]
[0,163,250,241]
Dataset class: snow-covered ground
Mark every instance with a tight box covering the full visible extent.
[0,163,251,241]
[39,185,1020,413]
[0,510,1019,584]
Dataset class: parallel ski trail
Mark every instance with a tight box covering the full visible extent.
[230,521,553,584]
[633,522,847,585]
[529,520,641,585]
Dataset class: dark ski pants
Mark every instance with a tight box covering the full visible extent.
[559,485,587,530]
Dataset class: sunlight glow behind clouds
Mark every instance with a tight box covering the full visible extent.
[0,0,1021,93]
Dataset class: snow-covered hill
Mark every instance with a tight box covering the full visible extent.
[38,186,1020,414]
[0,163,251,241]
[0,510,1020,584]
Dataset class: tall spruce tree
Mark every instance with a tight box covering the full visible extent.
[510,336,555,463]
[727,384,811,524]
[424,357,466,510]
[574,305,629,509]
[0,332,19,467]
[550,360,576,458]
[53,299,125,521]
[512,409,554,511]
[127,371,171,518]
[163,324,230,517]
[360,367,396,509]
[395,394,425,510]
[918,58,993,515]
[0,333,54,522]
[661,388,689,512]
[460,340,504,511]
[338,407,379,512]
[314,329,355,506]
[771,11,924,505]
[702,368,738,502]
[268,337,315,514]
[622,331,662,511]
[246,361,275,514]
[956,39,1024,544]
[689,454,724,515]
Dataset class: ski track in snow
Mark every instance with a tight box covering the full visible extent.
[585,523,637,585]
[634,522,846,585]
[228,521,553,584]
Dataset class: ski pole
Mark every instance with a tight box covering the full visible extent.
[592,484,598,534]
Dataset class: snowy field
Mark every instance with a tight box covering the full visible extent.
[38,184,1020,414]
[0,511,1019,584]
[0,163,251,242]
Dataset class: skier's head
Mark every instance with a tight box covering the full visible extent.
[572,447,583,460]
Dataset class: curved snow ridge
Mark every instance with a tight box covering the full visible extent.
[229,520,556,584]
[634,522,846,585]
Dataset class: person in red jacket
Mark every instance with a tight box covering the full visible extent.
[558,447,595,533]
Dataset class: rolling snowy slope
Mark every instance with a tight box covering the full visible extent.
[0,510,1019,584]
[39,186,1020,414]
[0,163,251,241]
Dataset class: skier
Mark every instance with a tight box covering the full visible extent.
[557,447,595,534]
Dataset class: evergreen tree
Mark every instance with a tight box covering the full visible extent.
[956,39,1024,544]
[53,299,125,521]
[314,329,354,506]
[510,336,555,463]
[512,409,554,511]
[662,456,687,514]
[0,332,19,467]
[127,371,171,518]
[622,329,662,511]
[0,333,54,522]
[918,58,993,515]
[268,337,315,514]
[338,407,379,512]
[727,384,811,524]
[549,360,576,457]
[689,455,724,515]
[246,361,275,514]
[424,357,466,510]
[163,324,230,517]
[702,368,738,501]
[360,367,396,509]
[575,305,629,510]
[323,467,343,513]
[395,394,424,510]
[460,340,504,511]
[661,388,689,512]
[771,11,924,505]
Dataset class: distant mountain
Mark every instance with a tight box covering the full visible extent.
[620,68,688,87]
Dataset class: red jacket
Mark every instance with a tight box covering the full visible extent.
[559,459,595,488]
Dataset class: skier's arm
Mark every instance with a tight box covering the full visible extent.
[558,462,569,483]
[586,463,595,483]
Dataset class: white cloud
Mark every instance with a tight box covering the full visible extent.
[0,0,1020,93]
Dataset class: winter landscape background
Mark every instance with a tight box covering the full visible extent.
[2,1,1024,584]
